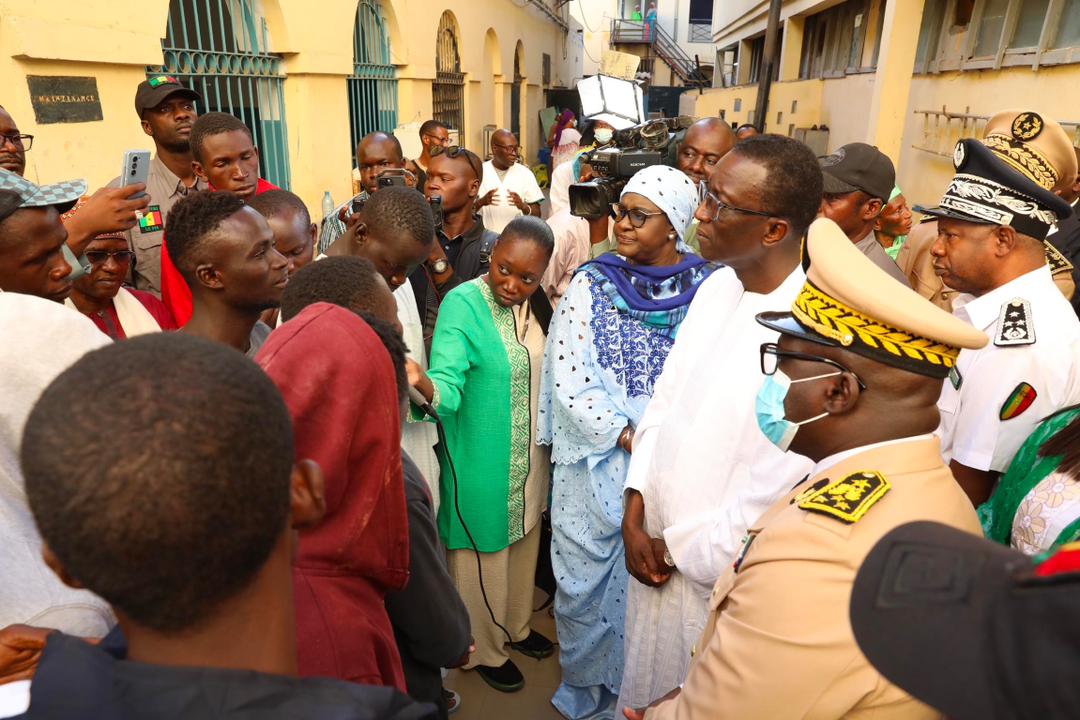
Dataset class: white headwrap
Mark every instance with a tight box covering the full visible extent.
[620,165,698,244]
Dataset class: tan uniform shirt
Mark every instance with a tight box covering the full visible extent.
[108,156,204,296]
[646,436,981,720]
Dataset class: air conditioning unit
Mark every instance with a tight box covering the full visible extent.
[794,127,829,155]
[481,125,498,160]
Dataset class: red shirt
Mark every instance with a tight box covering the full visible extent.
[160,178,279,325]
[88,288,178,340]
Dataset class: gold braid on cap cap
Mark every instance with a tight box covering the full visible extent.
[792,280,961,372]
[982,134,1059,191]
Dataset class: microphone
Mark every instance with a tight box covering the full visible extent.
[408,385,439,421]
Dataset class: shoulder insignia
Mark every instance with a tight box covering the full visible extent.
[791,476,829,505]
[948,366,963,390]
[1000,382,1038,421]
[995,298,1035,347]
[798,471,891,524]
[1044,241,1074,275]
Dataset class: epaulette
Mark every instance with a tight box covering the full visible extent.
[797,471,891,524]
[1045,241,1074,276]
[995,298,1036,346]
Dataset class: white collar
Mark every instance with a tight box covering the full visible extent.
[951,265,1052,330]
[810,434,935,478]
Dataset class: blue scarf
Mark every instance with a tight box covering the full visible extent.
[581,253,715,336]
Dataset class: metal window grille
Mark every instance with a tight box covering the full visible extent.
[688,22,712,43]
[433,12,465,147]
[348,1,398,164]
[511,52,523,140]
[148,0,291,189]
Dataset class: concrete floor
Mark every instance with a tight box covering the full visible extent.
[445,590,564,720]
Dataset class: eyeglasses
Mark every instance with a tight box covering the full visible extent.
[430,145,483,180]
[1,134,33,151]
[492,143,520,153]
[760,342,867,390]
[697,180,773,222]
[85,249,136,266]
[423,133,450,145]
[610,203,666,229]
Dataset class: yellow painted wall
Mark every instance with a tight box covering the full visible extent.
[898,65,1080,211]
[818,73,875,151]
[0,0,576,219]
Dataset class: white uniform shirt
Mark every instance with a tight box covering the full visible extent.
[618,265,814,711]
[938,264,1080,473]
[477,159,544,234]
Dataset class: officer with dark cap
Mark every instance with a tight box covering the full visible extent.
[851,520,1080,720]
[107,75,205,295]
[628,217,986,720]
[917,125,1080,507]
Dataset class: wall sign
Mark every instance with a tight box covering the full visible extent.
[27,76,103,124]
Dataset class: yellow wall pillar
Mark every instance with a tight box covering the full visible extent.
[779,16,805,82]
[865,0,925,165]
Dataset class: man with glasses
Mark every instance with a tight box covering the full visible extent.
[0,105,150,279]
[106,76,204,296]
[618,135,821,712]
[406,119,450,191]
[475,129,543,233]
[630,218,987,720]
[62,203,176,339]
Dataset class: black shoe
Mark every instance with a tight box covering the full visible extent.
[509,629,555,659]
[475,660,524,693]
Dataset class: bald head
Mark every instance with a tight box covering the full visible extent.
[491,129,520,170]
[356,132,405,195]
[678,118,736,184]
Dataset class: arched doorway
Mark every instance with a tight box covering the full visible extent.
[149,0,291,188]
[433,11,465,146]
[348,0,398,162]
[511,41,525,140]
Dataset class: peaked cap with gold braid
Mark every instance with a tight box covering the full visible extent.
[981,110,1077,193]
[757,219,988,378]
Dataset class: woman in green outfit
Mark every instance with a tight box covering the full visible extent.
[407,216,555,693]
[980,404,1080,555]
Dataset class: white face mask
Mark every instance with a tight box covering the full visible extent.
[594,128,613,144]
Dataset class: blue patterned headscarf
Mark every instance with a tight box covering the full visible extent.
[620,165,698,244]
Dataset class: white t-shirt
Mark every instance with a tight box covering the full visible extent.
[478,160,544,234]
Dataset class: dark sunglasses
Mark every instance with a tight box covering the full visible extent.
[610,203,666,229]
[760,342,868,390]
[86,249,136,266]
[430,145,482,179]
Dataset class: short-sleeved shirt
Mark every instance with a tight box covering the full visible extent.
[246,321,272,358]
[477,160,544,234]
[938,264,1080,473]
[108,156,204,296]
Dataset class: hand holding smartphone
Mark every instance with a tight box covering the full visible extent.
[120,151,151,199]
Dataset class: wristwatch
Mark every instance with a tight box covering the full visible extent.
[428,258,450,275]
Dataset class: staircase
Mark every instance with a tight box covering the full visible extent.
[609,19,710,89]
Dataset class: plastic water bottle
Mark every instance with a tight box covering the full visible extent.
[321,191,334,221]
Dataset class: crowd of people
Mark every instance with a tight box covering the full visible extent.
[0,69,1079,720]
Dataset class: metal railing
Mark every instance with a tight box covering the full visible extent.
[912,107,1080,158]
[348,1,398,161]
[609,19,709,88]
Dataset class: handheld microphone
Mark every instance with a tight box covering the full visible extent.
[408,385,439,421]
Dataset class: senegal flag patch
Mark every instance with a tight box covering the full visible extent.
[138,205,164,233]
[1000,382,1037,421]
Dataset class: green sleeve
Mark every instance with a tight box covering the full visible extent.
[426,286,477,418]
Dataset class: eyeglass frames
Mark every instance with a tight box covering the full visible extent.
[609,203,665,229]
[85,249,136,266]
[759,342,868,390]
[697,180,774,222]
[0,134,33,151]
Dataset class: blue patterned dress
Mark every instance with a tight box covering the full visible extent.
[537,255,714,719]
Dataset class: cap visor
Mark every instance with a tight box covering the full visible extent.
[913,203,995,225]
[850,521,1025,720]
[821,171,860,195]
[24,180,87,214]
[755,311,839,349]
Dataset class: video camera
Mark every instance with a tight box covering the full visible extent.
[569,116,694,220]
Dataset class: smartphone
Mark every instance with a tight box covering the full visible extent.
[428,196,444,229]
[377,168,412,188]
[120,150,151,199]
